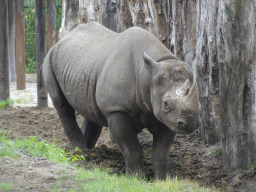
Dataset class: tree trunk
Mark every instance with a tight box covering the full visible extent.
[8,0,16,82]
[194,0,221,145]
[36,0,48,108]
[59,0,256,170]
[15,0,26,90]
[217,0,256,170]
[0,0,9,100]
[47,0,57,51]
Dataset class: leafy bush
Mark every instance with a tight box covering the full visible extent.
[0,98,15,109]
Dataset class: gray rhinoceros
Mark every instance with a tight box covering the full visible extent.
[42,22,200,179]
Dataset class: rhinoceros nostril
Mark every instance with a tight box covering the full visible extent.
[177,120,187,129]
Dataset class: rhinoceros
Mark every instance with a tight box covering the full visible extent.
[42,22,200,179]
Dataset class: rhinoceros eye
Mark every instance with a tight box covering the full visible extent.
[156,75,168,86]
[162,100,170,112]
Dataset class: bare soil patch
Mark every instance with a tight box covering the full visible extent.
[0,107,255,191]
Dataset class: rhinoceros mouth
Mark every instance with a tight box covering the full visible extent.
[167,120,196,135]
[166,121,185,134]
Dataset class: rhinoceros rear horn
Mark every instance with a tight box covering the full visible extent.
[143,52,158,71]
[176,79,190,97]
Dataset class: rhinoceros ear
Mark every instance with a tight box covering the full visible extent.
[143,52,158,71]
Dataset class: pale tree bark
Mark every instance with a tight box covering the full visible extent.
[217,0,256,170]
[15,0,26,90]
[36,0,48,108]
[194,0,221,145]
[59,0,256,171]
[0,0,9,100]
[8,0,16,82]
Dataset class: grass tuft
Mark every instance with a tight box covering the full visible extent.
[0,131,69,164]
[0,183,12,191]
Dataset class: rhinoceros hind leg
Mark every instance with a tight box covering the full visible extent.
[107,112,144,176]
[44,70,88,150]
[55,100,88,150]
[81,118,103,149]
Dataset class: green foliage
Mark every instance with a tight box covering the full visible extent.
[214,148,222,158]
[24,5,36,73]
[248,163,256,170]
[0,97,28,109]
[0,98,15,109]
[24,0,62,73]
[70,147,86,162]
[15,97,28,104]
[56,0,62,32]
[0,100,7,109]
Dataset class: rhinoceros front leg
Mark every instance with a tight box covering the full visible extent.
[107,112,144,176]
[152,125,176,180]
[80,119,103,149]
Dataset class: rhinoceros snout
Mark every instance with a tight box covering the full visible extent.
[177,119,187,129]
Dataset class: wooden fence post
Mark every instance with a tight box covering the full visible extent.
[35,0,48,108]
[47,0,57,51]
[15,0,26,90]
[0,0,9,101]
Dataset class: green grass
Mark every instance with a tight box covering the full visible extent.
[0,131,69,164]
[0,143,20,158]
[65,168,218,192]
[0,182,12,191]
[0,131,219,192]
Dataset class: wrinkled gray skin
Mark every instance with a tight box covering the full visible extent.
[42,22,200,179]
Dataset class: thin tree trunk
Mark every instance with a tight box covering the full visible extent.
[0,0,9,101]
[15,0,26,90]
[36,0,48,108]
[47,0,57,51]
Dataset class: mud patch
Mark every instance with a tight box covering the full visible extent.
[0,154,78,191]
[0,107,255,192]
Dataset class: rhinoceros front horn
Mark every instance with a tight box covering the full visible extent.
[183,79,200,108]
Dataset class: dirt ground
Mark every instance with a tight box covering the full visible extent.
[0,107,255,192]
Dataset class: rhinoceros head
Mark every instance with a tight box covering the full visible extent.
[143,53,200,134]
